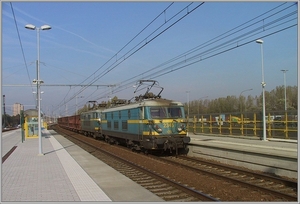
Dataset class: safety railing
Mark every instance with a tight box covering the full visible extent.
[187,112,297,140]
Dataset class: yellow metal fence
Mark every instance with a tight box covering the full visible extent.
[188,112,297,140]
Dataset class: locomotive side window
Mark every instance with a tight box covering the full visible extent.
[122,121,128,130]
[139,107,143,119]
[128,110,131,119]
[114,121,118,129]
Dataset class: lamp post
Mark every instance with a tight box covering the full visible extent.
[256,39,267,141]
[280,69,288,111]
[25,24,51,155]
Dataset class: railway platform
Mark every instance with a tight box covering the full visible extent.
[187,133,298,179]
[1,129,163,202]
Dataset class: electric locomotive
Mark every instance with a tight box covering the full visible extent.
[100,80,190,154]
[80,101,106,138]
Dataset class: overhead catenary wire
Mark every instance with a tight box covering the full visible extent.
[62,2,298,115]
[7,2,295,116]
[90,24,297,102]
[65,2,177,93]
[91,2,297,102]
[54,2,179,111]
[65,2,203,105]
[56,2,204,113]
[77,2,176,87]
[9,2,36,104]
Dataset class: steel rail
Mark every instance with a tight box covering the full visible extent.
[155,155,297,201]
[57,127,219,202]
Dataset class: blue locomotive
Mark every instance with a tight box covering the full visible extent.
[58,80,190,155]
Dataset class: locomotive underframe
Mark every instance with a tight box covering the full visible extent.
[101,130,190,154]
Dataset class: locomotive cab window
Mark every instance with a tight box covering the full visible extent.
[168,107,183,118]
[150,107,183,119]
[150,107,167,118]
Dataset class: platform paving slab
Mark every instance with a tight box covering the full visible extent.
[2,129,111,202]
[49,129,164,202]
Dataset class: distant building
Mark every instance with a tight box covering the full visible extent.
[13,103,24,116]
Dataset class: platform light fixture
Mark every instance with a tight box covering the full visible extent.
[25,24,51,155]
[256,39,267,141]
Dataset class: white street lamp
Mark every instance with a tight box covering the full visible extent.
[25,24,51,155]
[256,39,267,141]
[281,69,288,111]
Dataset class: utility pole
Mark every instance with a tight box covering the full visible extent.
[3,95,7,127]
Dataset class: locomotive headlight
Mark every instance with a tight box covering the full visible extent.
[177,124,185,132]
[154,125,162,133]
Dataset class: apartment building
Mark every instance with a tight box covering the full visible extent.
[13,103,24,116]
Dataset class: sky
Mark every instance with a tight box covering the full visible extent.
[1,1,298,117]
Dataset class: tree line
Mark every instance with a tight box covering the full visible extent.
[2,85,296,128]
[184,85,298,115]
[75,85,297,116]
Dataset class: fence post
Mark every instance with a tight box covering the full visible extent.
[218,115,221,134]
[267,113,272,138]
[209,115,212,134]
[241,113,244,135]
[253,113,257,136]
[284,112,288,139]
[201,115,204,133]
[193,116,197,134]
[229,114,232,135]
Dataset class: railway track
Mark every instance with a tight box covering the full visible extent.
[153,155,298,201]
[54,126,219,202]
[52,125,298,201]
[91,149,218,201]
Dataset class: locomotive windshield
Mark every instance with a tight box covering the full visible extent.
[150,107,183,119]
